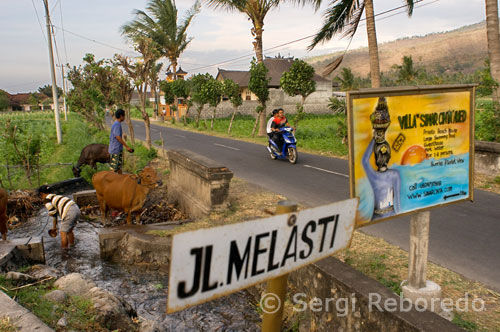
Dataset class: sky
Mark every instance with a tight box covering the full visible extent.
[0,0,487,94]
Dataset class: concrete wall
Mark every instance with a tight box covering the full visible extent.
[167,150,233,218]
[282,257,463,331]
[197,88,332,119]
[474,140,500,174]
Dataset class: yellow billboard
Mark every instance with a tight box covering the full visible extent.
[348,85,475,227]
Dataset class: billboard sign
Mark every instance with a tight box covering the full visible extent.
[347,85,475,226]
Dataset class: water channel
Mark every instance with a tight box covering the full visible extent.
[9,192,261,331]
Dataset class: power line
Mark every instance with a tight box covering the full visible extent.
[51,25,139,56]
[31,0,47,43]
[58,0,69,64]
[184,0,437,72]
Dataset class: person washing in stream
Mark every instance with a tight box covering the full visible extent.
[38,185,81,249]
[362,97,401,220]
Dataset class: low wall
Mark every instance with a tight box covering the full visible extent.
[249,257,462,331]
[167,150,233,218]
[475,140,500,174]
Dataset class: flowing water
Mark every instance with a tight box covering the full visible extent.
[10,195,260,331]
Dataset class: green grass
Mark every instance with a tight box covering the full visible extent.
[0,275,108,331]
[0,112,157,190]
[452,312,481,331]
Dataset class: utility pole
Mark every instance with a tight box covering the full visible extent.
[57,64,68,120]
[43,0,62,144]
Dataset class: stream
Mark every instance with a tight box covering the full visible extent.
[9,195,261,331]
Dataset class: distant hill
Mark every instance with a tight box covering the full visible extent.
[306,21,488,79]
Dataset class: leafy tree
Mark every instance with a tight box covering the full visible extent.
[170,79,191,125]
[335,67,358,91]
[1,119,42,186]
[393,55,420,84]
[0,90,8,111]
[67,54,117,130]
[116,37,160,148]
[189,73,212,128]
[224,79,243,134]
[475,59,499,97]
[37,84,63,98]
[122,0,200,117]
[149,62,163,119]
[280,59,316,129]
[309,0,415,88]
[248,58,270,137]
[112,61,136,143]
[200,78,224,130]
[205,0,316,135]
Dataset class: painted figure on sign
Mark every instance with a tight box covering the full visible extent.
[362,97,401,219]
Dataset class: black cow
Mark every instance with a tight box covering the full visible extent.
[73,144,110,177]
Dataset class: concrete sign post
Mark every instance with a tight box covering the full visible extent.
[167,198,358,313]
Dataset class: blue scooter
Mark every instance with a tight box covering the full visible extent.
[267,127,298,164]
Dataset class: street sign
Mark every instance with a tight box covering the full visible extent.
[167,198,358,313]
[347,85,475,226]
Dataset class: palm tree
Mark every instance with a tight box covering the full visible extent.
[485,0,500,102]
[205,0,313,135]
[121,0,200,79]
[309,0,414,88]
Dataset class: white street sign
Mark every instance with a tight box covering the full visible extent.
[167,198,358,313]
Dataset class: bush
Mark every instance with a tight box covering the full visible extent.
[475,102,500,142]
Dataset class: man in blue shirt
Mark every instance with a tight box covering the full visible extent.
[109,109,134,174]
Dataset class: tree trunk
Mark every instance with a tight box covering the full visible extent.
[228,108,237,134]
[144,114,151,148]
[251,112,259,137]
[196,106,203,128]
[365,0,381,88]
[253,24,264,64]
[172,61,180,121]
[140,85,151,148]
[184,105,191,126]
[258,108,266,136]
[485,0,500,102]
[125,104,135,144]
[211,107,216,130]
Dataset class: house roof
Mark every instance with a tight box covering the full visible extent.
[216,69,250,86]
[217,58,329,88]
[8,92,50,106]
[176,67,187,75]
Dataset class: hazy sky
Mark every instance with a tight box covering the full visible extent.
[0,0,487,93]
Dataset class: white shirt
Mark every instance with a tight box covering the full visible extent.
[266,117,275,134]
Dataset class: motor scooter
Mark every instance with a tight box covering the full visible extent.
[267,127,298,164]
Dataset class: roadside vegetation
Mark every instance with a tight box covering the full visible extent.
[0,112,156,190]
[0,274,111,331]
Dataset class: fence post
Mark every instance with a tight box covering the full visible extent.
[261,200,297,332]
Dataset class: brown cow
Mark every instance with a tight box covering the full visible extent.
[0,189,8,241]
[92,166,162,225]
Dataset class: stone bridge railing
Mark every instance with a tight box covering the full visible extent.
[167,150,233,218]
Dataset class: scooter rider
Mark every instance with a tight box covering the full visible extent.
[266,109,279,138]
[271,108,290,152]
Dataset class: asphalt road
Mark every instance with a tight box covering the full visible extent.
[117,118,500,292]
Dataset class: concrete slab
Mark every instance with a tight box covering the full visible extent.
[0,290,54,331]
[0,237,45,272]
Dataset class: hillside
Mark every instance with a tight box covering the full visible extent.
[306,21,488,79]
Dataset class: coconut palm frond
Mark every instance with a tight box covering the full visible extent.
[405,0,414,16]
[308,0,361,50]
[204,0,247,11]
[341,2,364,39]
[322,55,344,76]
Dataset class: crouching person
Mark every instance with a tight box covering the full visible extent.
[37,185,81,249]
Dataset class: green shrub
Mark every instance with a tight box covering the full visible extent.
[475,102,500,142]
